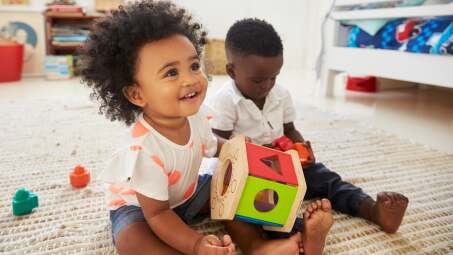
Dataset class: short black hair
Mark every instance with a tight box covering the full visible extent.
[225,18,283,57]
[80,0,207,125]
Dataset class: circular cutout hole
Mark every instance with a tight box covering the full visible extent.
[254,189,279,212]
[221,160,232,196]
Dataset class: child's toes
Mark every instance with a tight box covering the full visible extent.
[222,235,232,246]
[304,210,310,219]
[307,204,314,213]
[316,200,322,208]
[321,198,332,211]
[311,201,319,210]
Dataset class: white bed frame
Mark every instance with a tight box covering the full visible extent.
[321,0,453,95]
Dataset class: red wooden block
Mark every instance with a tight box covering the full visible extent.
[245,143,298,186]
[272,136,294,151]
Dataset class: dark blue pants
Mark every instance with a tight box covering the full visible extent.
[303,163,371,216]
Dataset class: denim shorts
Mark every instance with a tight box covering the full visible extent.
[110,174,212,244]
[109,174,304,244]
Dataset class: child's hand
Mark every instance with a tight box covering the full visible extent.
[221,235,235,254]
[194,234,235,255]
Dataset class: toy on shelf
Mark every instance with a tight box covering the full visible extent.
[70,165,90,188]
[272,136,315,167]
[12,188,39,216]
[211,135,306,232]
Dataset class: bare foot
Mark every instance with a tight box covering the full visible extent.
[250,233,301,255]
[374,192,409,233]
[301,199,334,255]
[360,192,409,233]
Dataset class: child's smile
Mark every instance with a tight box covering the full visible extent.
[127,34,208,121]
[179,89,201,102]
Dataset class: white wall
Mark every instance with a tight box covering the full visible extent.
[175,0,306,70]
[0,0,95,12]
[0,0,309,70]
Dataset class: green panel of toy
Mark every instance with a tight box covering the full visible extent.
[235,176,297,225]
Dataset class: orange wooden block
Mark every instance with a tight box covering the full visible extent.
[293,143,313,166]
[70,165,90,188]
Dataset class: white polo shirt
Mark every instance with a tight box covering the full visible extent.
[207,80,296,145]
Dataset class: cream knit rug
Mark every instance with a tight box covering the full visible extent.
[0,99,452,255]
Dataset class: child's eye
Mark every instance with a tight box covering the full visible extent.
[164,68,178,78]
[191,62,201,71]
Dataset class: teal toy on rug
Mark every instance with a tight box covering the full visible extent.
[12,187,39,216]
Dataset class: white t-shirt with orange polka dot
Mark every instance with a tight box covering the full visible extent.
[99,108,218,210]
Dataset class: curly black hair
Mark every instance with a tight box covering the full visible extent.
[225,18,283,57]
[80,0,207,125]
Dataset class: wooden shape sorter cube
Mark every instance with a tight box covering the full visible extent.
[211,135,307,232]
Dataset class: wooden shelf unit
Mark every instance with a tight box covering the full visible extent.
[44,12,103,55]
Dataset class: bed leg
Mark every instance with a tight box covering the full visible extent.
[321,68,337,97]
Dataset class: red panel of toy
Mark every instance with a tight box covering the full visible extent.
[245,143,298,186]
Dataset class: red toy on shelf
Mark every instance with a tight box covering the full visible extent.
[70,165,90,188]
[346,75,377,93]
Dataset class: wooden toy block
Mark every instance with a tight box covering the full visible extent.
[234,215,283,227]
[246,143,298,186]
[211,135,249,220]
[235,176,298,226]
[263,150,306,232]
[211,136,307,232]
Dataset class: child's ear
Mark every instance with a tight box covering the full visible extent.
[123,85,146,107]
[226,63,235,79]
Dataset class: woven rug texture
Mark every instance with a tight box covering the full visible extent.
[0,99,452,255]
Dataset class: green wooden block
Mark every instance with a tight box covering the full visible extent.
[236,176,297,225]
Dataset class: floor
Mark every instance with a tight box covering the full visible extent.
[1,68,452,154]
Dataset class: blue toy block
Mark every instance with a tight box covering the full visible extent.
[234,215,283,227]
